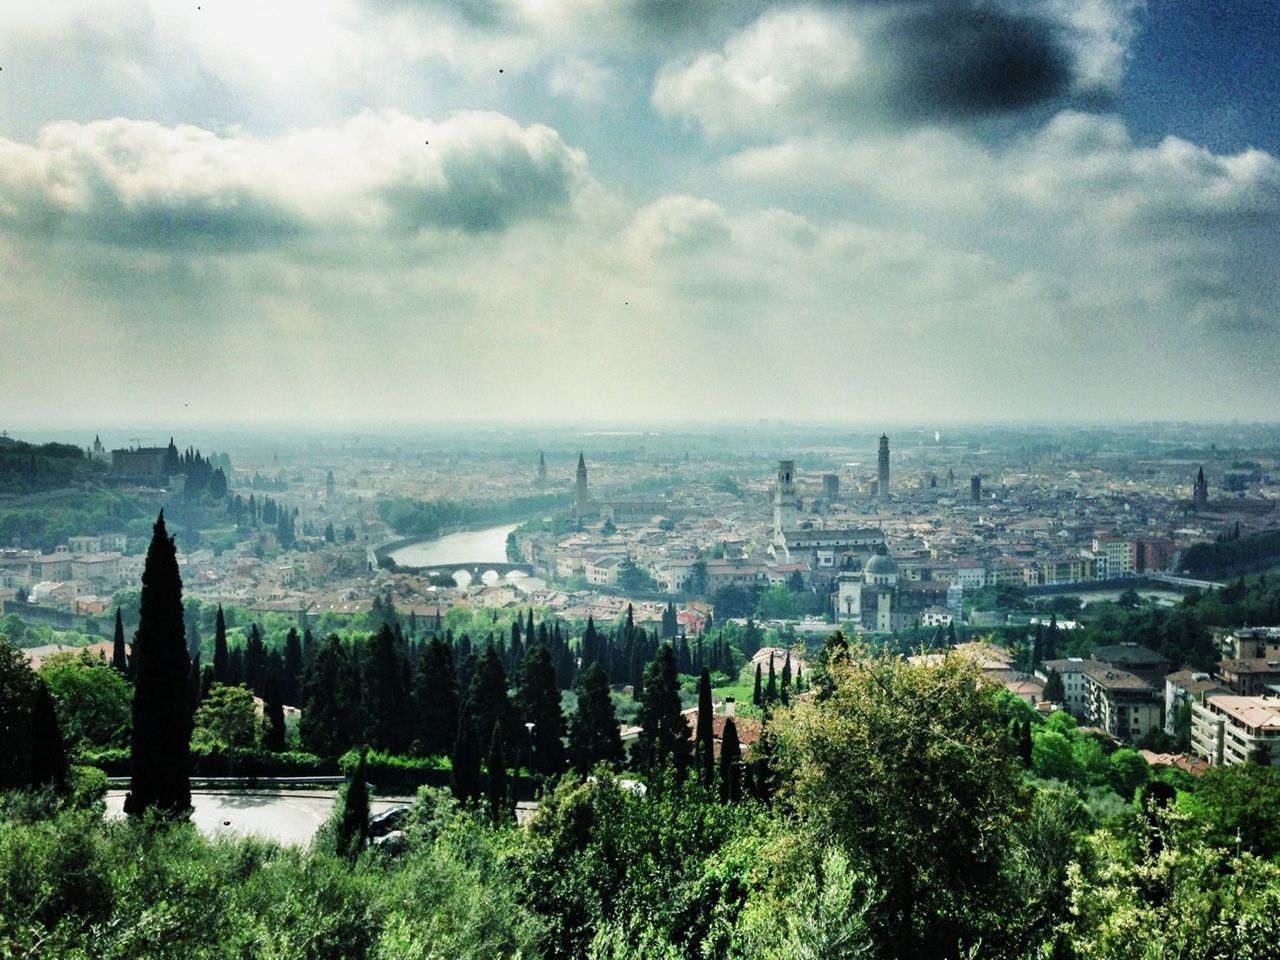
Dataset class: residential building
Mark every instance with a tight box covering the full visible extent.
[1191,696,1280,767]
[1083,667,1161,741]
[1164,669,1232,735]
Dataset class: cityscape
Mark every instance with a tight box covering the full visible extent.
[3,0,1280,957]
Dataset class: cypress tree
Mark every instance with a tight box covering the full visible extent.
[1018,718,1033,769]
[568,662,623,774]
[283,627,304,706]
[363,624,410,753]
[1043,668,1065,704]
[124,511,192,818]
[468,643,512,753]
[451,703,482,803]
[516,643,566,775]
[29,678,68,791]
[412,637,459,757]
[766,656,778,704]
[111,608,129,677]
[696,667,715,789]
[753,663,762,706]
[213,605,229,684]
[336,748,370,859]
[486,721,508,824]
[781,650,792,690]
[300,635,359,758]
[718,717,741,803]
[635,643,692,776]
[185,602,202,661]
[264,663,286,752]
[244,624,268,698]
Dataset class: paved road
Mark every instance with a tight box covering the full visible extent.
[105,790,412,846]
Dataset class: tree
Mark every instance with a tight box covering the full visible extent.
[263,666,287,752]
[770,648,1026,958]
[568,662,623,774]
[719,716,741,803]
[753,663,763,706]
[283,627,304,706]
[111,608,129,677]
[467,643,513,755]
[696,667,715,789]
[515,644,566,776]
[363,624,410,753]
[191,683,258,750]
[335,748,370,859]
[412,637,459,757]
[300,635,359,758]
[487,721,509,824]
[451,705,482,804]
[634,643,691,776]
[124,511,192,818]
[28,678,68,791]
[755,584,797,621]
[1186,763,1280,857]
[617,556,655,593]
[766,655,779,705]
[1043,668,1065,704]
[38,650,131,749]
[213,605,229,684]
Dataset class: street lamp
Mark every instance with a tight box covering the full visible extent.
[525,721,536,800]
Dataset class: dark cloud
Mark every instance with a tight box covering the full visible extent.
[886,6,1073,120]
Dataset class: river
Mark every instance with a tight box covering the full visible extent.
[388,523,519,568]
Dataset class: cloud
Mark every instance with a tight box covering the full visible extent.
[0,111,589,247]
[652,1,1141,138]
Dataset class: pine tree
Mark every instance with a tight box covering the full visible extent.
[213,605,229,684]
[568,662,623,774]
[124,511,192,818]
[336,748,370,859]
[515,643,566,775]
[412,637,459,757]
[719,717,741,803]
[753,663,763,706]
[696,667,715,789]
[486,721,509,824]
[112,608,129,677]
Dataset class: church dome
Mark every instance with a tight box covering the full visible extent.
[864,552,899,577]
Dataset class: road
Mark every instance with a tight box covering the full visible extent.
[105,790,412,846]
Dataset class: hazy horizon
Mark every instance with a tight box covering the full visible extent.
[2,2,1278,425]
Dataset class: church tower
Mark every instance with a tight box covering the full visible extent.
[877,434,890,500]
[1193,466,1208,510]
[575,453,589,514]
[773,460,798,555]
[537,451,547,485]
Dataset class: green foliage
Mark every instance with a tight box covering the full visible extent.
[38,649,132,751]
[378,492,563,540]
[191,683,258,751]
[1181,763,1280,857]
[754,584,797,621]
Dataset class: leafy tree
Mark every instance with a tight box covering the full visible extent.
[413,637,459,757]
[1032,729,1082,783]
[754,584,797,621]
[770,648,1026,958]
[634,643,691,776]
[568,662,623,774]
[515,643,566,776]
[192,683,258,750]
[1184,763,1280,857]
[124,511,192,818]
[38,650,132,749]
[617,556,654,593]
[1106,748,1149,800]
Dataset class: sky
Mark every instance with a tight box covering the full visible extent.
[1,0,1278,428]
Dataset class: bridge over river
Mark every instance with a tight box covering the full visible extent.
[409,560,533,579]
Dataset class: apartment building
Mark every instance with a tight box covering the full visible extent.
[1191,696,1280,767]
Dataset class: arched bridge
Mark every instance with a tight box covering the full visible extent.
[411,561,534,579]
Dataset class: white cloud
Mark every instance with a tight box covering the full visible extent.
[0,111,590,245]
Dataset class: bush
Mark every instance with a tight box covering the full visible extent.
[339,750,452,793]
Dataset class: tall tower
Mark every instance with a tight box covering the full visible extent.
[575,452,589,514]
[877,434,890,500]
[537,451,547,484]
[773,460,798,552]
[970,475,982,503]
[1193,466,1208,510]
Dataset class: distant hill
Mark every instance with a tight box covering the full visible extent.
[0,436,108,496]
